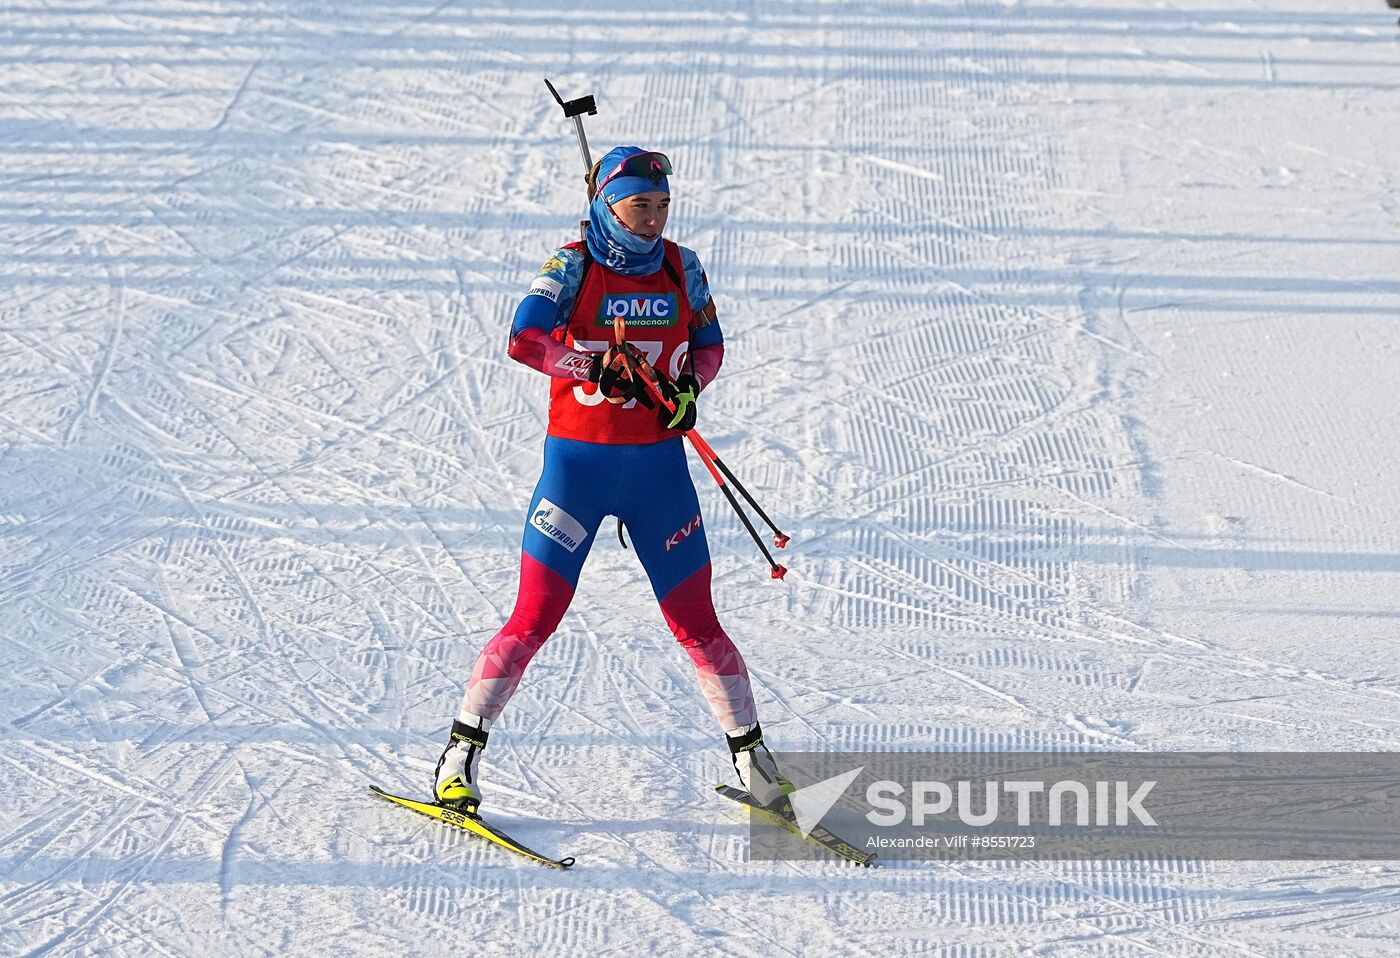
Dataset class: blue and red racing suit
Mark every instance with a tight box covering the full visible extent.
[457,240,758,733]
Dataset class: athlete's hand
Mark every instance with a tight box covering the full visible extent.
[588,345,655,406]
[586,346,617,383]
[655,372,698,431]
[587,346,629,399]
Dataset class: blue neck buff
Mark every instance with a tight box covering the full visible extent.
[585,194,663,276]
[584,145,669,276]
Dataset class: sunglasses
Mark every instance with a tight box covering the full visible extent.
[596,151,673,196]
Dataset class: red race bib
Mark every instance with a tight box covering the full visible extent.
[547,241,694,445]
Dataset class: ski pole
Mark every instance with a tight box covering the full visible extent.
[673,421,790,550]
[612,326,789,580]
[645,372,789,580]
[610,320,788,548]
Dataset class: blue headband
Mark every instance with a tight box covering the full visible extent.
[596,145,670,205]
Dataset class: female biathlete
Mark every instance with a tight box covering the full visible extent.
[433,146,791,812]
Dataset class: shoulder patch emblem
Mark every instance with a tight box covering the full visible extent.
[529,276,564,302]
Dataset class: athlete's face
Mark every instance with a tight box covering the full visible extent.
[610,191,670,242]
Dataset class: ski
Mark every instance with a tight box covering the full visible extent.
[715,784,877,867]
[369,785,575,869]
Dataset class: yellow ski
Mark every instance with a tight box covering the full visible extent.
[716,784,876,867]
[369,785,575,869]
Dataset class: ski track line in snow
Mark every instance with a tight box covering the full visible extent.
[1207,448,1354,505]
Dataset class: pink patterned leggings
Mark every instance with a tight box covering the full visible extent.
[459,552,757,732]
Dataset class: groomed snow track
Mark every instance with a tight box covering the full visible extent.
[3,1,1399,955]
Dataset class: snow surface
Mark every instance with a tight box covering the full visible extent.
[3,0,1399,954]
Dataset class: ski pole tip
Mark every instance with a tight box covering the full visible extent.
[770,564,788,580]
[774,533,790,549]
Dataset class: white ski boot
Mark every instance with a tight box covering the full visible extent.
[434,718,488,814]
[727,723,794,808]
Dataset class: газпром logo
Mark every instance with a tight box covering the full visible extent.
[530,498,588,553]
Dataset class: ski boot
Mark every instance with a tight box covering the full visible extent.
[727,722,795,808]
[434,718,488,815]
